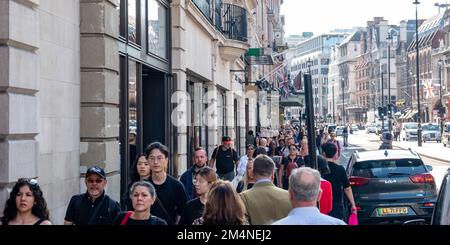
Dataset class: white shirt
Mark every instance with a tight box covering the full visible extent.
[237,155,250,177]
[272,207,347,225]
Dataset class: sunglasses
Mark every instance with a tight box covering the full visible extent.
[86,179,104,184]
[18,178,38,186]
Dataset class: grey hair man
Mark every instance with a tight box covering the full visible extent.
[273,167,346,225]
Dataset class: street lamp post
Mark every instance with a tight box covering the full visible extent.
[438,59,444,137]
[307,58,312,75]
[387,33,393,132]
[332,82,336,123]
[342,77,345,125]
[414,0,423,147]
[381,72,385,131]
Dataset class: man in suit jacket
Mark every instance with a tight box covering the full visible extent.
[272,167,346,225]
[239,155,292,225]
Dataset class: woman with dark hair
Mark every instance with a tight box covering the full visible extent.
[1,178,51,225]
[145,142,188,225]
[317,155,333,215]
[180,167,217,225]
[113,181,166,225]
[193,180,248,225]
[125,153,150,210]
[278,144,304,189]
[267,141,278,157]
[131,153,151,182]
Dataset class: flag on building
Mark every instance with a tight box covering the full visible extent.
[293,71,302,91]
[422,79,435,99]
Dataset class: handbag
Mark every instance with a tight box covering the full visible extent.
[348,213,359,225]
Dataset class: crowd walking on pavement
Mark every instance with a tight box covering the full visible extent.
[1,123,357,226]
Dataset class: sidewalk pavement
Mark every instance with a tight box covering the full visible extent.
[392,141,450,163]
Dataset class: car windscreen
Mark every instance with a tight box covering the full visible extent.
[351,159,427,178]
[405,124,418,129]
[423,124,439,131]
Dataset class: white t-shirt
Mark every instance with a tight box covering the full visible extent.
[237,155,249,177]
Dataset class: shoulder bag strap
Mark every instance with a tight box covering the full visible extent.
[120,211,133,225]
[87,195,108,225]
[156,196,174,224]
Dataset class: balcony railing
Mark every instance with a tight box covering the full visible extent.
[220,3,248,42]
[191,1,248,43]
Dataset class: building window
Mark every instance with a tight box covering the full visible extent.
[118,0,126,37]
[128,0,139,44]
[147,0,167,58]
[128,60,139,166]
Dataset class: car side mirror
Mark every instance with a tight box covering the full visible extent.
[426,165,433,172]
[403,219,428,225]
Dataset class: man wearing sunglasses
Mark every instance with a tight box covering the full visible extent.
[64,166,121,225]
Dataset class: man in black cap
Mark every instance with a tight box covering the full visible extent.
[64,166,121,225]
[209,136,239,181]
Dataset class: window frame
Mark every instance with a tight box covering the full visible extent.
[146,0,169,59]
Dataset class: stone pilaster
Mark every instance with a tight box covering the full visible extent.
[171,0,188,176]
[0,0,40,211]
[80,0,120,201]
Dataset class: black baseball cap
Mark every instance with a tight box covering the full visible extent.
[86,166,106,179]
[222,136,232,143]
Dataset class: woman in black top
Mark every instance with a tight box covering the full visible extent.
[113,181,166,225]
[181,167,217,225]
[1,178,51,225]
[278,144,304,190]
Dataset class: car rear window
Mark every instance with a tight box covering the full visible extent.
[352,159,427,178]
[423,124,439,131]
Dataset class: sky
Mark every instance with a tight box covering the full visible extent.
[281,0,444,36]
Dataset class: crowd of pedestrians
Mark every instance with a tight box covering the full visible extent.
[1,123,357,226]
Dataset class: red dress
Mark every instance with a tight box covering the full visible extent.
[319,179,333,215]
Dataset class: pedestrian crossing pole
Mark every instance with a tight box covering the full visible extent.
[304,73,317,169]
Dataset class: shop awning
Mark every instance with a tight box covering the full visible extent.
[399,109,416,120]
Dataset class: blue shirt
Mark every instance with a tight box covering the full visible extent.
[272,207,347,225]
[255,178,272,184]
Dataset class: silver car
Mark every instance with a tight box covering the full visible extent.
[366,123,377,134]
[401,122,419,141]
[422,123,441,143]
[335,126,344,136]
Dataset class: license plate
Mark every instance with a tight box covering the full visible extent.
[376,207,409,216]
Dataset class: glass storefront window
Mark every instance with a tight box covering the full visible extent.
[147,0,167,58]
[128,0,138,43]
[129,61,138,164]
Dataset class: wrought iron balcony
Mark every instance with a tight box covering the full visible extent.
[191,1,248,43]
[220,3,248,42]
